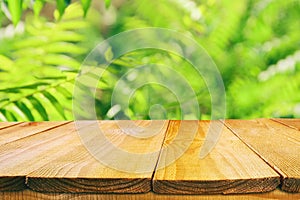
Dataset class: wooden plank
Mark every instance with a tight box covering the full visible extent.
[0,122,76,191]
[224,119,300,193]
[0,122,21,130]
[0,121,69,146]
[27,120,168,193]
[153,120,280,194]
[1,189,300,200]
[272,118,300,131]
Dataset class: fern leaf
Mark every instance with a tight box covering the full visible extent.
[4,0,23,26]
[27,95,49,120]
[43,42,86,55]
[105,0,111,9]
[14,101,34,121]
[56,86,72,98]
[42,91,66,119]
[10,104,27,121]
[0,109,7,121]
[56,0,71,20]
[33,0,45,17]
[42,54,81,69]
[80,0,91,17]
[0,109,17,121]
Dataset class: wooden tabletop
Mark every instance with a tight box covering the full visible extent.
[0,119,299,197]
[1,189,300,200]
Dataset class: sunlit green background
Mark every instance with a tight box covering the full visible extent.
[0,0,299,121]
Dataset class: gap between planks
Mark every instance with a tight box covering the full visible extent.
[152,120,280,194]
[0,122,22,130]
[0,120,298,193]
[224,119,300,193]
[0,122,72,191]
[271,118,300,131]
[0,121,70,146]
[26,120,169,193]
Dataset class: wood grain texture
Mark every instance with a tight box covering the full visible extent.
[0,121,68,146]
[224,119,300,193]
[27,120,169,193]
[0,122,21,130]
[153,120,280,194]
[1,189,300,200]
[0,122,74,191]
[272,118,300,131]
[0,177,26,192]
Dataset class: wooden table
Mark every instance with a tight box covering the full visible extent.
[0,119,299,199]
[1,189,300,200]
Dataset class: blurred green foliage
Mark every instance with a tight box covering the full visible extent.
[0,0,300,121]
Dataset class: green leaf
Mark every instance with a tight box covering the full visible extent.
[0,98,9,103]
[43,42,86,55]
[0,82,48,92]
[0,110,8,121]
[50,31,85,42]
[27,96,49,120]
[80,0,91,17]
[10,104,27,120]
[0,8,4,28]
[42,91,66,119]
[105,0,111,9]
[55,20,88,30]
[34,75,66,80]
[104,46,113,62]
[0,55,14,71]
[33,0,45,17]
[14,101,34,121]
[43,54,80,69]
[56,86,72,98]
[0,109,17,121]
[56,0,71,20]
[5,0,23,26]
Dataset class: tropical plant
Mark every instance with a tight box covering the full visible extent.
[0,3,102,121]
[0,0,111,26]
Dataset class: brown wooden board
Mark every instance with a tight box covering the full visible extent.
[27,120,168,193]
[224,119,300,193]
[0,122,21,130]
[0,122,73,191]
[0,121,68,146]
[153,120,280,194]
[272,118,300,131]
[1,189,300,200]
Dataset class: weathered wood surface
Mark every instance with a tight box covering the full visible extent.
[1,189,299,200]
[225,119,300,193]
[27,120,168,193]
[153,120,280,194]
[272,118,300,131]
